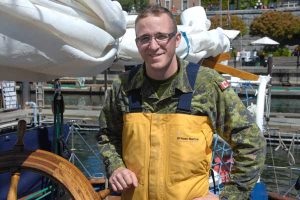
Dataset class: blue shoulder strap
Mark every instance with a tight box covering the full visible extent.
[176,62,200,113]
[128,89,142,112]
[127,66,142,112]
[128,62,200,113]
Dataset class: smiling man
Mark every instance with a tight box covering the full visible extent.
[98,5,266,200]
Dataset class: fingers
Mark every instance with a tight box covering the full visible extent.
[109,167,138,193]
[130,172,138,187]
[207,192,219,200]
[110,178,122,192]
[192,192,219,200]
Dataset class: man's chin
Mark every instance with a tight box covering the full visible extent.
[147,63,165,70]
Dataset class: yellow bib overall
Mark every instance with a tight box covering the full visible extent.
[122,113,213,200]
[121,63,213,199]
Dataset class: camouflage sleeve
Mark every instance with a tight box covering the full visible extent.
[97,78,125,177]
[212,73,266,200]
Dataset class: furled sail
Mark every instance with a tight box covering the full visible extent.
[0,2,229,81]
[0,0,126,80]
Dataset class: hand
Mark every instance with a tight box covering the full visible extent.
[193,192,219,200]
[109,167,138,193]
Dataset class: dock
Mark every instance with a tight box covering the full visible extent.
[1,107,299,149]
[1,107,299,129]
[0,109,32,132]
[41,107,102,123]
[268,112,300,131]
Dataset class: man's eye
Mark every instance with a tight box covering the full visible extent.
[140,36,151,43]
[155,34,168,40]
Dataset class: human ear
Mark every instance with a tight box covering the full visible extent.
[175,32,181,48]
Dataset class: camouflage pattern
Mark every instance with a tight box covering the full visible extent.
[98,58,266,199]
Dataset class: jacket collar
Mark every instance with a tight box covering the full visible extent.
[124,58,193,98]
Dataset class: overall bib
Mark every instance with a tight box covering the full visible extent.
[122,63,214,200]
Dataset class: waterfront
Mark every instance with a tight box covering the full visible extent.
[8,87,300,198]
[1,91,298,198]
[68,126,300,198]
[38,93,300,113]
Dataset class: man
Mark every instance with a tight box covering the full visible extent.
[98,5,266,200]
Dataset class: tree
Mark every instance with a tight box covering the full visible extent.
[118,0,134,12]
[209,15,247,36]
[118,0,148,12]
[203,0,282,10]
[250,11,300,43]
[200,0,223,10]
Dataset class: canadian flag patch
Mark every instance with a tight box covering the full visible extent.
[219,80,230,90]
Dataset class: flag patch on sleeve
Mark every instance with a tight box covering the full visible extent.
[219,80,230,90]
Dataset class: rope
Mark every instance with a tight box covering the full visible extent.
[232,82,256,107]
[288,134,296,166]
[240,82,256,106]
[266,128,280,193]
[283,181,296,197]
[274,132,296,166]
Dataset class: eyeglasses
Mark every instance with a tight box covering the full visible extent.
[135,31,177,46]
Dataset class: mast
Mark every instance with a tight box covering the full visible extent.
[219,0,223,27]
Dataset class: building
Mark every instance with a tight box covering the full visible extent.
[148,0,202,13]
[148,0,300,13]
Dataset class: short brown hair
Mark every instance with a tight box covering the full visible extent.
[135,5,177,33]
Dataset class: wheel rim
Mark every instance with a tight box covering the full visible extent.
[0,149,100,200]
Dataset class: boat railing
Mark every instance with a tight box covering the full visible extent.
[65,121,105,180]
[265,128,300,149]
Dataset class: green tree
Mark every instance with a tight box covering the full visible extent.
[250,11,300,43]
[200,0,223,10]
[118,0,148,12]
[118,0,135,12]
[209,15,247,36]
[204,0,281,10]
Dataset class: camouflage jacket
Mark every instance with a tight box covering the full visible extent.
[98,59,266,200]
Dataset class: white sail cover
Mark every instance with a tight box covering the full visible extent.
[0,0,126,81]
[0,2,230,81]
[114,6,230,69]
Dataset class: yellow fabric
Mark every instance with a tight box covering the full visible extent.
[122,113,214,200]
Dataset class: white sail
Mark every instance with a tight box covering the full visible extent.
[0,4,230,80]
[0,0,126,81]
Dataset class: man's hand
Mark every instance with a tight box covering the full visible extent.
[109,167,138,193]
[193,192,219,200]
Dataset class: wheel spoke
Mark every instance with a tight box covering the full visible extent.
[7,171,20,200]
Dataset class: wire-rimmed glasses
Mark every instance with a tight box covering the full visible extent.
[135,31,177,47]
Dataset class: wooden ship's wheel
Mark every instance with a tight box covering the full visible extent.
[0,120,110,200]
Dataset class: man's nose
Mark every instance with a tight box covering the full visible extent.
[148,37,160,49]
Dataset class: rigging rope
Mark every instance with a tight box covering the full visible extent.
[266,127,280,193]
